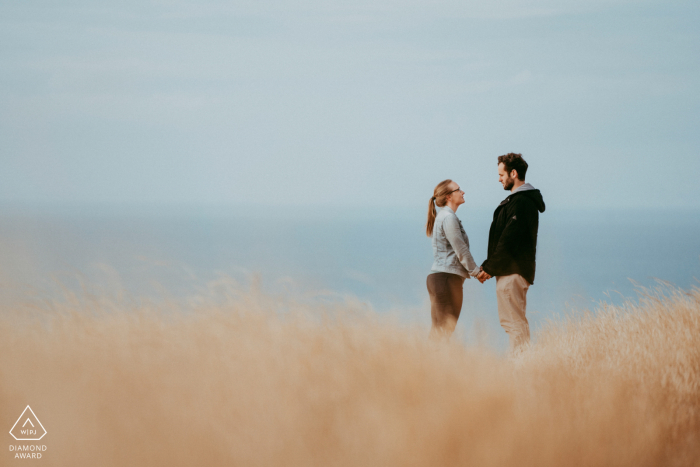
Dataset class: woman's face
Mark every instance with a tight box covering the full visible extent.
[446,181,465,206]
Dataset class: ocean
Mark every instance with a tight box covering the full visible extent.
[1,204,698,350]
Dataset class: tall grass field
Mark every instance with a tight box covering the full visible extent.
[1,280,699,466]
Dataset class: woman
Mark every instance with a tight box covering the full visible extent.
[426,179,481,339]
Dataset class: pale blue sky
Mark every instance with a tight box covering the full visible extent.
[1,0,698,209]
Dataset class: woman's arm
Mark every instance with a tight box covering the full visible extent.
[443,214,480,277]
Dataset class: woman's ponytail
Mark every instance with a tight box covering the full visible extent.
[425,179,453,237]
[426,196,437,237]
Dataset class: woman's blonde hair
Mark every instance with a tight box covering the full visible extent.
[426,179,454,237]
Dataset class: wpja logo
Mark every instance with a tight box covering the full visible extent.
[9,406,47,459]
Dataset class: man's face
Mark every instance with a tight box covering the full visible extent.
[498,162,516,191]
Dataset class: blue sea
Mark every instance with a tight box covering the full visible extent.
[1,204,698,350]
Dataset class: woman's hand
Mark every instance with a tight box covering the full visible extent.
[477,267,492,283]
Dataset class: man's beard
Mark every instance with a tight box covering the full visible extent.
[503,176,515,191]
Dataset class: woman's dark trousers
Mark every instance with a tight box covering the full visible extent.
[427,272,465,339]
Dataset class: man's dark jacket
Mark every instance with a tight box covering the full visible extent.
[481,186,546,285]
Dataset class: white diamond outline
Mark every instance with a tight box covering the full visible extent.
[9,406,47,441]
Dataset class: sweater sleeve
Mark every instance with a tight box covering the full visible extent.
[443,214,480,276]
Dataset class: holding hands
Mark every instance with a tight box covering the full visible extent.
[477,267,492,284]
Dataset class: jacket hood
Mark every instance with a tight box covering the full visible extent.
[513,185,546,213]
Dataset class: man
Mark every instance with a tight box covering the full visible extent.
[477,153,545,353]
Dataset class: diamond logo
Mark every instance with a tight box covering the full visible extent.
[9,406,47,441]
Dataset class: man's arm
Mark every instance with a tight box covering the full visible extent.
[481,201,530,276]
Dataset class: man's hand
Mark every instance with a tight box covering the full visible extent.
[477,268,492,284]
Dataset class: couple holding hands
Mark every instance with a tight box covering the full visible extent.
[426,153,546,352]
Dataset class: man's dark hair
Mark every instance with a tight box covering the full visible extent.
[498,153,528,181]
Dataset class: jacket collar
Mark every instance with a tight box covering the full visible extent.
[512,182,536,194]
[500,184,535,206]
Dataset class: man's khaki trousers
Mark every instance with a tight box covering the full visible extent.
[496,274,530,352]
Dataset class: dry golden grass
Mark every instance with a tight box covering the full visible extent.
[1,279,699,466]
